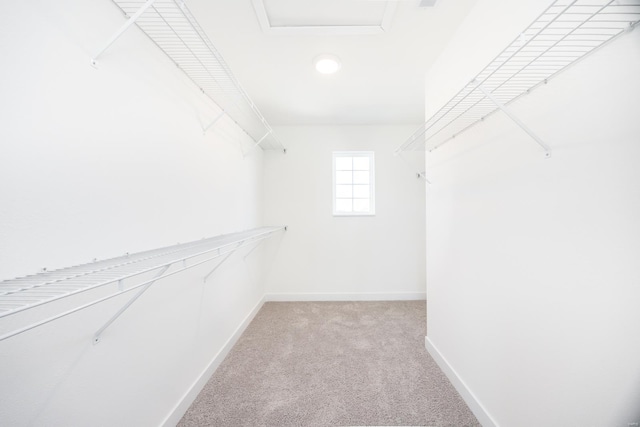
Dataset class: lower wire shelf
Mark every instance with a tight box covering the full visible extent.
[0,226,286,343]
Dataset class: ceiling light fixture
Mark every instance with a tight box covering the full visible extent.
[314,54,342,74]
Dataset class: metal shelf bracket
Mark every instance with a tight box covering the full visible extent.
[93,264,170,344]
[395,151,431,184]
[243,130,273,158]
[243,239,265,261]
[417,172,431,183]
[202,111,226,135]
[203,242,243,283]
[91,0,157,67]
[474,81,551,158]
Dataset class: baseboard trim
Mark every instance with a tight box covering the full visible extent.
[425,337,497,427]
[265,292,426,302]
[161,296,266,427]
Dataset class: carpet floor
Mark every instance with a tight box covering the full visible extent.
[178,301,480,427]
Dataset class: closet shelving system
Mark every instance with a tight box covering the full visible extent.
[0,226,286,343]
[396,0,640,158]
[93,0,285,153]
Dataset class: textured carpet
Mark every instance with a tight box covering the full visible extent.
[178,301,480,427]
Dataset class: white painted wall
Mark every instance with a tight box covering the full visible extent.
[0,1,271,425]
[424,1,640,426]
[263,125,426,300]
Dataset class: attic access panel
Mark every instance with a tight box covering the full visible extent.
[252,0,399,35]
[265,0,387,26]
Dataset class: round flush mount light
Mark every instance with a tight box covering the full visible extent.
[314,54,342,74]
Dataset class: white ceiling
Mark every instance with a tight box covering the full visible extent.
[187,0,477,125]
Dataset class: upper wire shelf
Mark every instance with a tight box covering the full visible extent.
[0,226,286,343]
[103,0,285,152]
[396,0,640,153]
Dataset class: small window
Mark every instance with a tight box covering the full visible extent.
[333,151,375,216]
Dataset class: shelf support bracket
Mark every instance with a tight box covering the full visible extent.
[242,239,265,261]
[202,111,225,135]
[91,0,157,67]
[475,81,551,158]
[395,151,431,184]
[93,263,170,344]
[203,242,243,283]
[417,172,431,184]
[243,130,272,158]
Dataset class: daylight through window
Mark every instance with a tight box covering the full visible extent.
[333,151,375,216]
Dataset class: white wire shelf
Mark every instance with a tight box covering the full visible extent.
[0,226,286,343]
[397,0,640,154]
[96,0,285,152]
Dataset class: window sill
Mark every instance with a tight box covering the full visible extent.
[333,212,376,217]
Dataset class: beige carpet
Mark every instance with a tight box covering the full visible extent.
[178,301,480,426]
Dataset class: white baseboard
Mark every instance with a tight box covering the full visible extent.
[161,296,266,427]
[425,336,498,427]
[265,292,426,302]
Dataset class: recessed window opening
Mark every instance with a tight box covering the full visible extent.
[333,151,375,216]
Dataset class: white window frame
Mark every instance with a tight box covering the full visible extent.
[332,151,375,216]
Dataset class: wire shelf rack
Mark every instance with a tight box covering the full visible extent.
[0,226,286,342]
[396,0,640,153]
[102,0,285,152]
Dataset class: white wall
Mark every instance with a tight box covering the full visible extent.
[424,1,640,426]
[263,125,426,300]
[0,1,271,425]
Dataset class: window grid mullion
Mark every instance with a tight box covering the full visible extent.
[351,164,355,206]
[333,152,374,216]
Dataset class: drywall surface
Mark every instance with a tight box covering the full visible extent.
[424,2,640,426]
[263,125,426,298]
[0,1,270,425]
